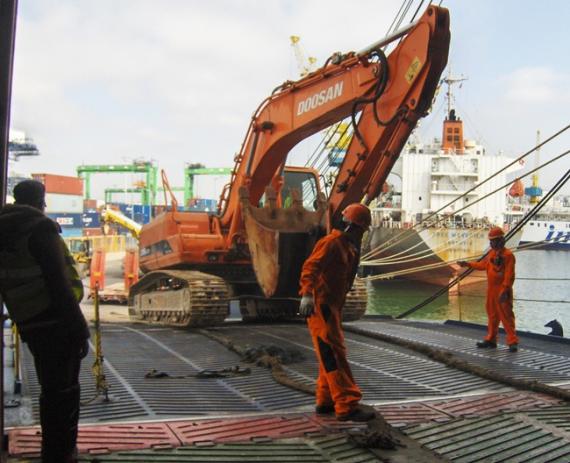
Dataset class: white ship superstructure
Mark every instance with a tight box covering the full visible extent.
[364,75,524,287]
[386,126,521,226]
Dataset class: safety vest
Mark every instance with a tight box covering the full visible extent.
[0,232,83,324]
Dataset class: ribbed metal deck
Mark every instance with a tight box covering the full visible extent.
[11,318,570,462]
[405,409,570,462]
[19,320,570,424]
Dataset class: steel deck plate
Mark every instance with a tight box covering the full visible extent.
[404,410,570,462]
[8,392,565,459]
[351,319,570,383]
[18,319,569,425]
[11,319,570,462]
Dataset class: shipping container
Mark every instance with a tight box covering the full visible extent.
[45,193,83,213]
[60,227,83,238]
[82,212,101,228]
[83,228,103,237]
[133,204,151,224]
[83,199,97,210]
[47,212,83,228]
[32,173,83,196]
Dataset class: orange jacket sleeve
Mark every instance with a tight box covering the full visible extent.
[501,251,516,292]
[467,254,488,271]
[299,235,335,296]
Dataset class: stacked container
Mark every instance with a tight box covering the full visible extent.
[32,173,84,238]
[82,198,102,236]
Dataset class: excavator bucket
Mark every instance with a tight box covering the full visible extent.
[239,186,326,298]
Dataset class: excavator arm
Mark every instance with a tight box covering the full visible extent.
[219,6,450,237]
[329,9,450,224]
[132,6,450,326]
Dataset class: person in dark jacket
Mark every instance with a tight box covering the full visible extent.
[0,180,90,463]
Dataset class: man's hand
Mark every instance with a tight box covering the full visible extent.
[499,290,509,303]
[298,294,315,317]
[457,260,469,268]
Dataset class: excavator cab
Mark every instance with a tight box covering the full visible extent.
[258,168,320,211]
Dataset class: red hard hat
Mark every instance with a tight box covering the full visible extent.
[342,203,371,229]
[488,226,505,239]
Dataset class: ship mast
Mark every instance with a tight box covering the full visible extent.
[441,68,468,153]
[442,68,467,118]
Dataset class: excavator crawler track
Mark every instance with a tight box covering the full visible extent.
[129,270,230,328]
[342,277,368,321]
[239,277,368,323]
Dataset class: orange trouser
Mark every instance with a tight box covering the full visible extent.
[307,299,361,416]
[484,286,519,345]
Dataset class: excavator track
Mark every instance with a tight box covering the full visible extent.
[239,277,368,323]
[129,270,230,328]
[342,277,368,321]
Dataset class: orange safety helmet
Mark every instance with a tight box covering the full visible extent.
[342,203,371,229]
[488,226,505,239]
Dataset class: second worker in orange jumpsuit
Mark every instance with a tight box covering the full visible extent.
[298,203,375,422]
[459,226,519,352]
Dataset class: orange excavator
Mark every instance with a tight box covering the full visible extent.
[129,6,450,327]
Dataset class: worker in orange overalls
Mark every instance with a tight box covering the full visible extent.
[298,203,375,422]
[458,226,519,352]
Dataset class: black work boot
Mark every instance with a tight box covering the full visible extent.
[315,404,335,415]
[336,404,376,422]
[476,340,497,348]
[509,343,518,352]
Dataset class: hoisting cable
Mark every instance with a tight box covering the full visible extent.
[361,123,570,260]
[364,224,478,265]
[306,122,342,169]
[365,238,569,280]
[311,122,350,172]
[394,167,570,320]
[385,0,410,38]
[305,0,421,190]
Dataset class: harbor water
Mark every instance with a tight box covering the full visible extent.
[367,249,570,337]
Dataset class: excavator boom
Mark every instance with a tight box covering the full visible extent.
[133,5,450,327]
[218,6,449,235]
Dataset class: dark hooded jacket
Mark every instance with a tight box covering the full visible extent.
[0,204,89,343]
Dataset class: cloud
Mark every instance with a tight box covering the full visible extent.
[503,67,570,104]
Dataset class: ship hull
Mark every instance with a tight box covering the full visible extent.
[364,226,522,288]
[520,220,570,250]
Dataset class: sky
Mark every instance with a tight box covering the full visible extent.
[8,0,570,200]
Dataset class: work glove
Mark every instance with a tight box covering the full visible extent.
[457,260,469,268]
[298,294,315,317]
[499,290,509,303]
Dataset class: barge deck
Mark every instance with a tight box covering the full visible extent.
[6,317,570,462]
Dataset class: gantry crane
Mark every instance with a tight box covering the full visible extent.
[290,35,317,77]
